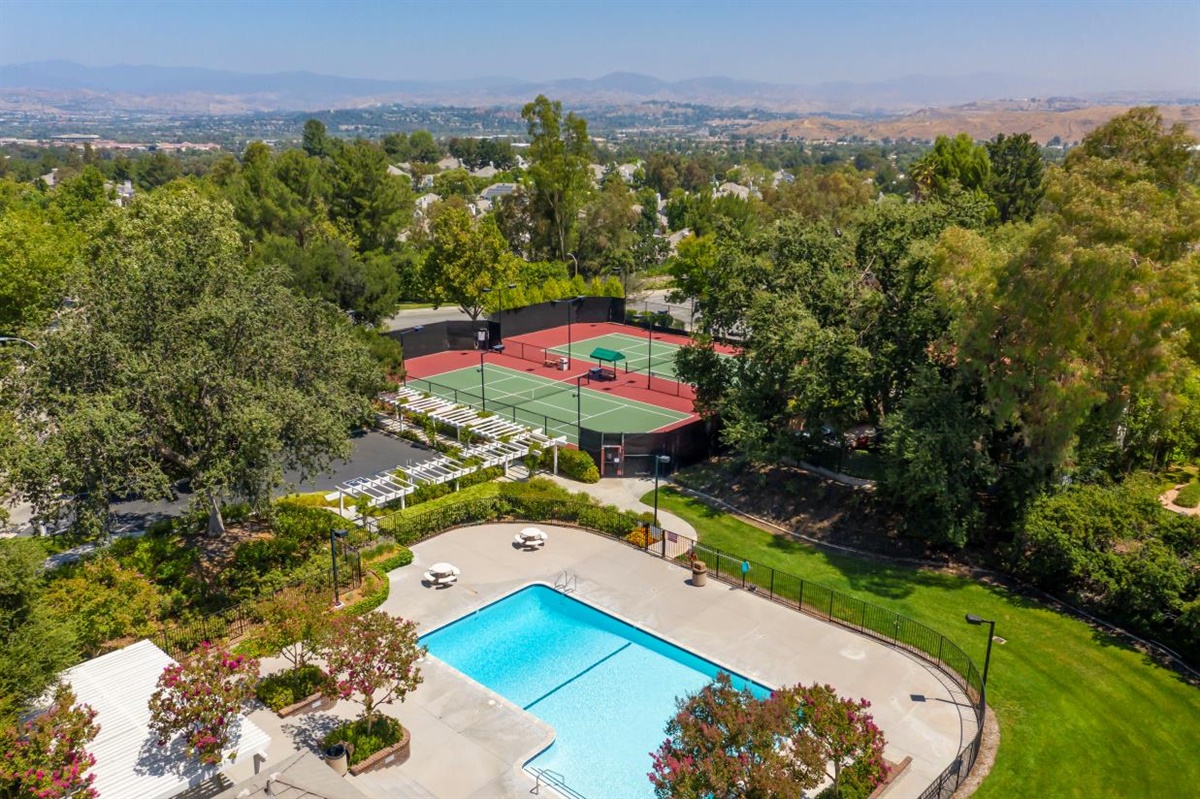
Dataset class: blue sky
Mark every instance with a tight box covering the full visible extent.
[1,0,1196,91]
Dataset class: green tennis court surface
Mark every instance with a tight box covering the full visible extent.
[406,363,691,444]
[546,332,692,380]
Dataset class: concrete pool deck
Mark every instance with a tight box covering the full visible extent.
[262,521,975,798]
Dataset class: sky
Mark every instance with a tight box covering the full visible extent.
[1,0,1197,92]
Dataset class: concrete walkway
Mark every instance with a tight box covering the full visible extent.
[541,473,697,538]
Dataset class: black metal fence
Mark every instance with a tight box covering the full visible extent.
[492,297,624,339]
[153,550,364,660]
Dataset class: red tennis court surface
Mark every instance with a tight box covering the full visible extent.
[402,322,731,419]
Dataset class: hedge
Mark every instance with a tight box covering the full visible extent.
[545,448,600,483]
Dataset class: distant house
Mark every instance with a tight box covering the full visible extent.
[418,173,435,189]
[415,193,442,215]
[38,168,58,188]
[772,170,795,186]
[714,181,751,200]
[60,640,272,799]
[616,162,641,183]
[436,156,461,171]
[666,228,693,254]
[104,179,136,207]
[470,198,493,216]
[588,164,606,184]
[387,164,413,184]
[471,164,500,179]
[480,182,518,201]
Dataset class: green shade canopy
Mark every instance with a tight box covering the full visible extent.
[590,347,626,364]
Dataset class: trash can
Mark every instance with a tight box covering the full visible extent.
[691,561,708,587]
[558,356,570,371]
[324,743,348,776]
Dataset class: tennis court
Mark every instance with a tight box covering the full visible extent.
[545,332,696,381]
[406,363,692,445]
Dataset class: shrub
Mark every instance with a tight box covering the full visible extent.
[1175,482,1200,508]
[321,715,405,766]
[624,527,660,548]
[256,664,330,712]
[546,448,600,483]
[374,548,414,572]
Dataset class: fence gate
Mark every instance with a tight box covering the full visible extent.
[601,444,624,477]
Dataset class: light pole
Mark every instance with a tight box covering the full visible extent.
[575,375,583,436]
[551,295,586,365]
[965,613,997,725]
[396,325,424,367]
[479,350,487,410]
[567,253,578,278]
[652,454,671,527]
[330,528,349,607]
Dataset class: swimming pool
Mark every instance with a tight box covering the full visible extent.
[420,584,772,799]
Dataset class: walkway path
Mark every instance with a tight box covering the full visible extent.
[540,473,697,538]
[1159,484,1200,517]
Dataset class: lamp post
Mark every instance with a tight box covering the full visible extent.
[567,253,578,278]
[479,350,487,410]
[396,325,424,366]
[575,375,583,437]
[551,295,586,365]
[330,528,349,607]
[652,454,671,527]
[965,613,997,724]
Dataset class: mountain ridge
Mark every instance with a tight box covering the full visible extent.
[5,60,1192,116]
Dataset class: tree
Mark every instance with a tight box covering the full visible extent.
[302,119,331,158]
[940,108,1200,477]
[422,205,520,319]
[775,684,888,798]
[320,611,425,735]
[0,202,80,335]
[148,642,259,766]
[41,556,162,656]
[135,151,182,191]
[0,540,78,726]
[522,95,592,260]
[0,685,99,799]
[253,585,332,669]
[329,140,412,252]
[911,133,991,199]
[649,673,824,799]
[4,188,381,537]
[985,132,1045,223]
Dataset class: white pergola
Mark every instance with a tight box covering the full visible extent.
[329,387,566,513]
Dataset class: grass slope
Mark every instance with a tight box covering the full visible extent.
[646,488,1200,799]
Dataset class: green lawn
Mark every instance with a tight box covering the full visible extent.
[645,487,1200,799]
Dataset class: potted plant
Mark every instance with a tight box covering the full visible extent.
[691,559,708,587]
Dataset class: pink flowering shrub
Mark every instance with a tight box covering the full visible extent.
[320,611,425,735]
[0,686,99,799]
[649,674,888,799]
[147,642,259,766]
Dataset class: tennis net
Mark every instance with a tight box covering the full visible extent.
[489,381,577,406]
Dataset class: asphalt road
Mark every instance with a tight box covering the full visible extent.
[6,430,437,538]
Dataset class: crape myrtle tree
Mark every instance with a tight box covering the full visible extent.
[0,685,100,799]
[148,642,259,766]
[4,187,383,538]
[649,673,888,799]
[320,611,425,736]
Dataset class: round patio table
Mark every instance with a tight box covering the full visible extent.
[429,562,458,576]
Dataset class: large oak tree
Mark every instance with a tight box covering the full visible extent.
[4,187,382,537]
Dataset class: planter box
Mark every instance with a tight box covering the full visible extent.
[277,691,336,718]
[348,727,411,776]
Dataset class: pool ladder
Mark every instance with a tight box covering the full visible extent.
[554,570,577,594]
[530,767,587,799]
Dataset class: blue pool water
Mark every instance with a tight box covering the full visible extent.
[420,584,771,799]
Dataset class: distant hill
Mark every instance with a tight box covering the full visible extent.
[4,60,1193,116]
[742,101,1200,144]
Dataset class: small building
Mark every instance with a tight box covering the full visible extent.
[435,156,461,171]
[480,182,518,201]
[470,164,500,179]
[713,182,752,200]
[415,192,442,215]
[387,164,413,184]
[61,640,272,799]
